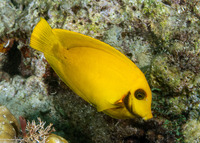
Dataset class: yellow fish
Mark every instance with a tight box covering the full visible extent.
[30,18,153,120]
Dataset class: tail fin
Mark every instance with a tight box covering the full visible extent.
[30,18,57,54]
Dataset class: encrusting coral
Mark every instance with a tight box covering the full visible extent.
[0,105,20,143]
[46,134,69,143]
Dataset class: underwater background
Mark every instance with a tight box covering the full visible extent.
[0,0,199,142]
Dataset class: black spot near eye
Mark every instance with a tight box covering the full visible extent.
[123,91,133,114]
[134,89,146,100]
[123,91,131,108]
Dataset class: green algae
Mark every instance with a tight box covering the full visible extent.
[150,55,182,94]
[183,119,200,143]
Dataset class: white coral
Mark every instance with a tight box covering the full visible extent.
[22,118,55,143]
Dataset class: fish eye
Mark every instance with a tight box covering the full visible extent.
[134,89,146,100]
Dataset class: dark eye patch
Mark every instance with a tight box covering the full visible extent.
[123,91,133,114]
[123,91,140,118]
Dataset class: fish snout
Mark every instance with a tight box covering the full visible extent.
[143,113,153,121]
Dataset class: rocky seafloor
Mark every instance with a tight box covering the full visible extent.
[0,0,199,142]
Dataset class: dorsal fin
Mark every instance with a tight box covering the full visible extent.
[30,18,58,54]
[52,29,134,67]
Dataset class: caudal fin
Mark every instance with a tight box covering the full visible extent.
[30,18,57,54]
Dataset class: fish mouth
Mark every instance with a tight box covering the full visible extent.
[143,113,153,121]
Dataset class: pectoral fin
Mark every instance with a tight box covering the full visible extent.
[97,93,130,112]
[114,92,130,106]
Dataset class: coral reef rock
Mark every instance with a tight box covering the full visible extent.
[0,105,20,142]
